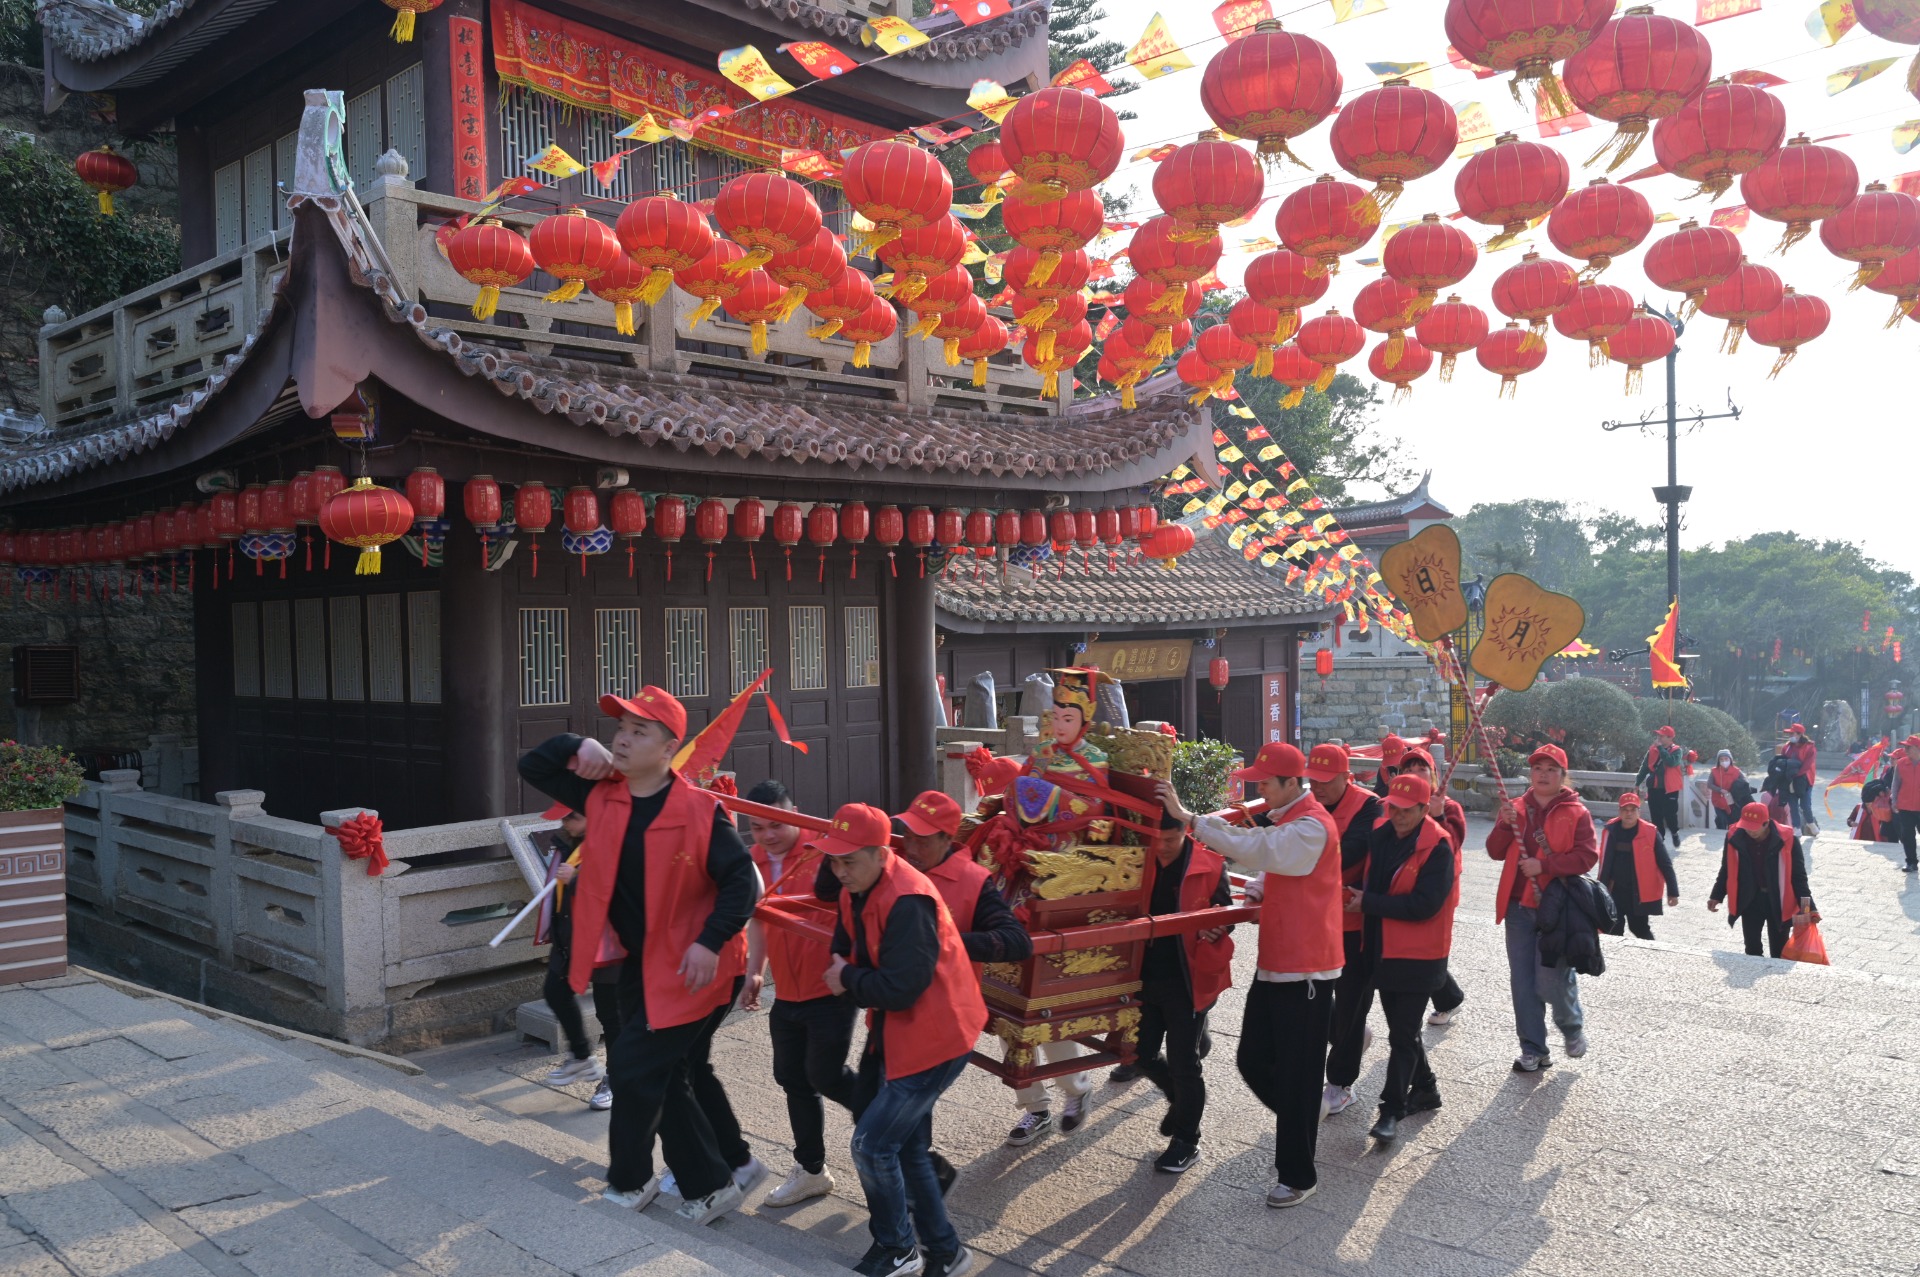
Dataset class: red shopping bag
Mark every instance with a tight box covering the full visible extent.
[1781,918,1829,965]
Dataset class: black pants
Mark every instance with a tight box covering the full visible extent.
[1324,933,1372,1089]
[1646,789,1681,841]
[1431,972,1465,1014]
[1714,807,1734,830]
[1623,910,1655,941]
[1741,907,1790,958]
[542,941,624,1062]
[688,996,751,1171]
[1377,989,1438,1119]
[605,971,742,1198]
[1135,979,1208,1146]
[1896,810,1920,867]
[1238,979,1334,1191]
[770,994,860,1173]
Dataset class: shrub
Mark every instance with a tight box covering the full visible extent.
[1635,699,1760,771]
[1481,677,1642,771]
[0,740,85,812]
[1173,738,1237,816]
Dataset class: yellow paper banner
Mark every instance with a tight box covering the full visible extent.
[967,79,1016,123]
[1454,102,1496,157]
[1828,57,1900,95]
[1806,0,1858,44]
[718,45,796,100]
[864,16,931,52]
[526,143,585,178]
[1332,0,1387,20]
[1127,13,1194,80]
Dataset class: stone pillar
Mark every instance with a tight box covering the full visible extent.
[441,536,507,820]
[319,806,388,1046]
[895,562,939,803]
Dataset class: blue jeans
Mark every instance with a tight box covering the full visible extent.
[851,1053,968,1257]
[1503,903,1584,1058]
[1789,786,1815,828]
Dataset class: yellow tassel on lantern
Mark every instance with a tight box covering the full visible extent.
[543,278,587,303]
[96,190,116,215]
[1767,348,1798,379]
[892,273,928,302]
[1021,178,1070,204]
[809,317,845,339]
[1498,375,1519,400]
[1850,262,1884,291]
[751,321,770,355]
[943,337,962,366]
[1121,381,1138,409]
[854,340,873,368]
[1145,282,1188,316]
[1042,369,1060,399]
[773,286,809,322]
[1252,347,1274,378]
[389,7,419,40]
[1886,298,1918,328]
[1256,137,1311,171]
[1036,329,1057,363]
[908,312,941,339]
[855,223,901,257]
[1438,352,1458,383]
[1146,326,1174,359]
[725,248,773,274]
[1383,332,1405,369]
[639,267,674,306]
[1021,297,1058,329]
[356,544,384,575]
[1518,323,1546,354]
[1352,192,1384,228]
[689,296,722,328]
[1586,119,1650,173]
[1026,249,1062,286]
[470,285,501,321]
[614,301,635,335]
[1720,320,1744,354]
[1391,383,1413,405]
[1187,384,1212,405]
[972,357,988,387]
[1312,365,1335,392]
[1281,387,1306,409]
[1169,221,1219,244]
[1624,364,1644,395]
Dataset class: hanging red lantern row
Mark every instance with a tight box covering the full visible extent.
[1456,134,1570,247]
[1820,180,1920,288]
[998,86,1123,204]
[1491,251,1578,352]
[1199,18,1342,169]
[1414,295,1491,382]
[1561,5,1712,171]
[615,192,714,311]
[1551,282,1635,366]
[1547,178,1653,278]
[1643,217,1742,317]
[714,172,823,273]
[876,216,967,303]
[1153,132,1263,242]
[446,218,535,321]
[1651,79,1786,201]
[528,207,622,303]
[1368,336,1434,403]
[1476,322,1548,398]
[1443,0,1612,112]
[1001,190,1103,287]
[840,136,953,255]
[1603,306,1676,394]
[1740,134,1859,254]
[1745,287,1831,378]
[1698,257,1784,352]
[1275,176,1377,277]
[1381,213,1477,315]
[1329,78,1458,223]
[610,489,647,576]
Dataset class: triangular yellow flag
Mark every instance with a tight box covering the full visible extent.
[864,16,931,52]
[526,144,585,178]
[718,45,797,99]
[1127,13,1194,80]
[967,79,1017,123]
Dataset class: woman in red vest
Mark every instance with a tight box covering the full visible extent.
[1597,792,1680,940]
[1635,725,1686,844]
[1709,802,1815,957]
[1707,750,1744,830]
[1888,735,1920,872]
[1347,773,1457,1143]
[1392,748,1470,1027]
[820,804,988,1277]
[518,687,759,1227]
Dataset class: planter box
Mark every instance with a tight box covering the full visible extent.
[0,807,67,985]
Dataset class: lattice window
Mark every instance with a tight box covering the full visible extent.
[729,608,769,696]
[261,601,294,698]
[714,151,755,185]
[386,63,426,180]
[243,145,274,244]
[845,606,880,688]
[499,88,563,188]
[273,132,297,230]
[346,86,382,190]
[789,606,827,692]
[579,110,635,200]
[231,602,260,697]
[294,598,327,699]
[596,608,642,699]
[652,139,698,196]
[408,591,441,703]
[367,594,405,703]
[665,607,708,700]
[330,597,365,701]
[520,607,570,706]
[214,162,243,254]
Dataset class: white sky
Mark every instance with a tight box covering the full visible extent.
[1083,0,1920,575]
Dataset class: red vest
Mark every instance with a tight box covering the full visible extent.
[1604,818,1665,905]
[924,848,988,934]
[1708,764,1742,810]
[1254,793,1344,976]
[573,776,748,1026]
[1646,744,1683,793]
[1724,824,1798,923]
[1372,816,1456,961]
[1158,842,1234,1011]
[1493,791,1591,923]
[754,841,832,1003]
[841,853,989,1080]
[1895,757,1920,813]
[1326,782,1374,935]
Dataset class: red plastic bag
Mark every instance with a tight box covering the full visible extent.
[1781,919,1829,965]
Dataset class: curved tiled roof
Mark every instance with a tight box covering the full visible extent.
[735,0,1050,62]
[936,524,1331,628]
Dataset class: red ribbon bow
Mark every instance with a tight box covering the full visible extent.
[334,811,388,877]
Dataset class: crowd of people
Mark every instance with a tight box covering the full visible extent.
[516,685,1829,1277]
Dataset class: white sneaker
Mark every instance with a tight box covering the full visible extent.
[1006,1109,1052,1146]
[733,1155,771,1196]
[601,1175,661,1211]
[546,1055,604,1086]
[588,1080,613,1111]
[1321,1084,1355,1117]
[763,1164,835,1207]
[1426,1009,1455,1026]
[673,1179,745,1226]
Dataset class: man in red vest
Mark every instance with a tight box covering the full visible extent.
[1303,742,1383,1120]
[1346,773,1457,1142]
[517,687,759,1226]
[1392,747,1469,1026]
[1889,735,1920,872]
[1710,801,1814,957]
[820,803,988,1277]
[1371,733,1409,797]
[1635,725,1685,844]
[1778,723,1821,836]
[739,779,856,1211]
[1487,744,1598,1073]
[1159,742,1341,1209]
[1597,792,1679,941]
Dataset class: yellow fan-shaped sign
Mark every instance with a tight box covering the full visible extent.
[1469,574,1586,692]
[1378,524,1468,642]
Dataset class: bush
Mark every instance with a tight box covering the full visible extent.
[0,740,84,811]
[1481,677,1643,771]
[1635,699,1760,770]
[1173,738,1237,816]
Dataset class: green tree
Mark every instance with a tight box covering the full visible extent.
[1047,0,1138,100]
[1223,368,1409,502]
[1451,500,1598,595]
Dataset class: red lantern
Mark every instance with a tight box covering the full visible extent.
[1122,275,1200,358]
[964,508,996,558]
[615,192,714,309]
[999,86,1123,203]
[1651,79,1787,201]
[1117,506,1141,541]
[515,483,553,577]
[1269,343,1324,407]
[805,503,838,582]
[463,474,502,567]
[1177,349,1227,403]
[1330,79,1458,221]
[528,207,622,303]
[610,489,647,576]
[319,478,415,576]
[714,172,823,272]
[1128,215,1224,315]
[1492,251,1578,351]
[1316,647,1335,679]
[721,268,791,356]
[654,496,687,581]
[734,497,767,579]
[1196,323,1258,377]
[955,315,1010,389]
[1018,510,1048,554]
[902,265,976,344]
[1443,0,1613,109]
[1137,505,1160,541]
[1644,218,1743,316]
[446,218,535,321]
[689,498,727,582]
[1456,134,1570,245]
[1368,336,1434,403]
[210,491,241,557]
[1142,523,1196,569]
[839,296,899,369]
[1698,258,1783,352]
[405,467,445,566]
[1199,18,1342,168]
[1047,510,1076,563]
[876,216,967,303]
[1073,510,1098,551]
[907,506,937,577]
[290,472,317,524]
[1741,135,1859,254]
[588,257,658,336]
[840,501,870,580]
[930,294,989,368]
[802,269,877,342]
[1224,297,1290,379]
[1005,246,1091,304]
[1381,213,1477,312]
[1819,180,1920,288]
[873,505,905,577]
[773,501,805,580]
[564,486,603,575]
[1001,191,1104,286]
[1552,282,1636,366]
[1745,287,1830,379]
[1097,508,1123,564]
[238,484,267,537]
[765,227,848,326]
[675,239,749,329]
[966,140,1010,188]
[1562,6,1713,170]
[74,145,137,215]
[1353,275,1424,369]
[841,137,953,254]
[1209,656,1231,693]
[1603,306,1676,394]
[1244,249,1329,345]
[1296,308,1366,393]
[1154,132,1263,241]
[1547,178,1653,277]
[1865,247,1920,326]
[1476,322,1549,397]
[1275,175,1377,277]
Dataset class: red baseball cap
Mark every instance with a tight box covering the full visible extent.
[1383,772,1432,810]
[599,686,688,741]
[1397,746,1436,772]
[1655,725,1676,738]
[815,803,894,856]
[1528,744,1569,770]
[1787,723,1807,735]
[1616,791,1641,809]
[1738,801,1772,831]
[1379,734,1409,763]
[1903,735,1920,748]
[898,790,962,838]
[1231,742,1307,783]
[1303,743,1351,783]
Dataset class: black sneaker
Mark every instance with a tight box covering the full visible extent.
[930,1150,957,1198]
[1198,1028,1213,1060]
[854,1242,890,1276]
[1368,1112,1399,1141]
[926,1247,975,1277]
[871,1247,924,1277]
[1153,1139,1200,1174]
[1108,1062,1143,1084]
[1406,1088,1443,1115]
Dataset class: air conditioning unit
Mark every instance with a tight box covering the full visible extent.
[12,645,78,706]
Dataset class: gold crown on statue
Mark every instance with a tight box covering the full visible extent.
[1049,666,1107,716]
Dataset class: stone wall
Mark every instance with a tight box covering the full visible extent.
[0,585,197,756]
[1299,655,1449,746]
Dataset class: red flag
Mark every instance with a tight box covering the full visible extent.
[1648,600,1686,688]
[779,41,859,78]
[1696,0,1760,24]
[1826,737,1888,798]
[1213,0,1273,40]
[1052,58,1116,95]
[1891,171,1920,199]
[938,0,1012,24]
[675,669,770,778]
[1728,68,1789,87]
[764,691,810,755]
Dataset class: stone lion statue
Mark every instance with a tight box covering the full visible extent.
[1819,699,1858,753]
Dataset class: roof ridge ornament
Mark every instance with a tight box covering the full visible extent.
[292,89,351,198]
